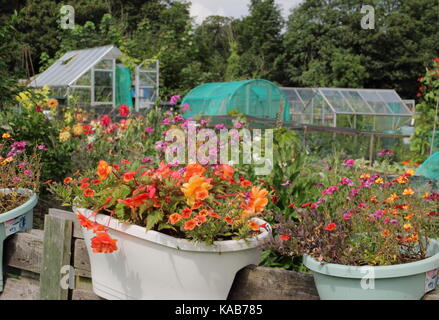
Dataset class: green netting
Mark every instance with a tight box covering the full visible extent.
[115,66,133,108]
[416,152,439,179]
[181,79,290,121]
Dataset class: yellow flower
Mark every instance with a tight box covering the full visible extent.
[0,157,14,165]
[403,223,412,231]
[181,175,212,206]
[422,192,430,199]
[59,130,71,142]
[396,175,408,184]
[402,188,415,196]
[404,213,414,220]
[404,169,415,177]
[360,173,370,180]
[72,123,84,136]
[385,193,400,203]
[2,133,11,139]
[375,177,384,184]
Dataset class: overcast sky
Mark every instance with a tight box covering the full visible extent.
[189,0,304,24]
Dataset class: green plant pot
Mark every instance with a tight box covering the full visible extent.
[303,239,439,300]
[0,189,37,292]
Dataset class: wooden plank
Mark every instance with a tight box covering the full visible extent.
[39,214,73,300]
[4,229,44,274]
[0,277,40,300]
[72,289,102,300]
[73,239,91,277]
[228,265,319,300]
[49,208,83,239]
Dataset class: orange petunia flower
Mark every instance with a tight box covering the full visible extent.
[184,219,197,230]
[248,220,260,231]
[240,179,252,187]
[97,160,112,180]
[209,211,220,218]
[381,229,391,237]
[83,188,95,197]
[375,177,384,185]
[395,175,409,184]
[195,215,207,225]
[168,213,181,225]
[64,177,73,183]
[385,193,400,203]
[199,209,209,216]
[403,223,412,231]
[214,164,234,180]
[402,188,415,196]
[118,193,151,208]
[77,212,94,230]
[225,216,233,225]
[245,186,269,214]
[91,232,118,253]
[184,163,206,180]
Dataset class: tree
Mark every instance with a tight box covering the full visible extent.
[235,0,284,81]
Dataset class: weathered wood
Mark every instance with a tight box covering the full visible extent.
[4,229,44,274]
[72,289,102,300]
[49,208,83,239]
[73,239,91,277]
[228,265,319,300]
[39,215,73,300]
[0,277,40,300]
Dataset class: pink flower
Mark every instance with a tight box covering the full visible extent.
[145,126,154,134]
[37,144,47,151]
[169,95,181,105]
[343,213,352,220]
[141,157,152,163]
[310,203,319,209]
[339,177,353,186]
[162,118,172,125]
[23,169,31,176]
[233,121,243,129]
[322,185,338,195]
[281,180,291,186]
[18,162,27,168]
[342,159,355,167]
[181,104,190,113]
[215,124,226,130]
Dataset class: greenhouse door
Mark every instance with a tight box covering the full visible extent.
[135,60,159,112]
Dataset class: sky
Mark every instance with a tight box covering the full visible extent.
[189,0,304,24]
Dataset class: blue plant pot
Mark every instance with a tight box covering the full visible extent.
[0,189,37,292]
[303,239,439,300]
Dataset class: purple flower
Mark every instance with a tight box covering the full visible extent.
[7,141,27,157]
[390,219,399,224]
[342,159,355,167]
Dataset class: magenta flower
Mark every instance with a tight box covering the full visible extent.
[141,157,152,163]
[322,185,339,195]
[281,180,291,186]
[343,213,352,220]
[18,162,27,168]
[169,95,181,105]
[342,159,355,167]
[37,144,48,151]
[23,169,31,176]
[215,124,226,130]
[339,177,353,186]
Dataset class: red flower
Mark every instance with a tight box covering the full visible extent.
[181,208,192,218]
[64,177,73,183]
[35,105,42,112]
[83,188,95,197]
[325,223,337,231]
[100,114,111,127]
[301,202,311,208]
[80,178,90,184]
[91,232,118,253]
[280,234,291,241]
[92,179,102,185]
[121,159,131,165]
[80,183,90,190]
[118,193,151,208]
[123,171,136,181]
[118,105,130,117]
[225,216,233,225]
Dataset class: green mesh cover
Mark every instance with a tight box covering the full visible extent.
[181,79,290,121]
[416,152,439,179]
[115,66,133,108]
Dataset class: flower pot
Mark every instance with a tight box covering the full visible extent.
[0,189,37,292]
[303,239,439,300]
[75,207,271,300]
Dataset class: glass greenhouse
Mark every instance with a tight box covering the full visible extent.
[28,45,159,111]
[281,87,413,133]
[182,79,290,121]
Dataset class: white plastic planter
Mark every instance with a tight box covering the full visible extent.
[74,207,271,300]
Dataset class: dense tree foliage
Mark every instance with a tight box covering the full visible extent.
[0,0,438,100]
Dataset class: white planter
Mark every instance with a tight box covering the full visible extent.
[75,207,271,300]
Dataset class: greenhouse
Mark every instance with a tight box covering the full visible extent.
[181,79,290,121]
[281,87,413,133]
[28,45,159,111]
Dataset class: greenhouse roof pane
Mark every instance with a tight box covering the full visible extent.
[340,90,374,114]
[320,89,355,113]
[28,45,121,87]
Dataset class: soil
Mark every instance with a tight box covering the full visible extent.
[0,193,30,214]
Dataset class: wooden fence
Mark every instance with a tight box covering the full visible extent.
[0,208,437,300]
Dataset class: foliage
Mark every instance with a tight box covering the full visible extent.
[268,159,439,266]
[411,58,439,160]
[49,161,271,252]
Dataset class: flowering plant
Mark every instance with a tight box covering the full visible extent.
[270,159,439,266]
[0,134,42,213]
[49,161,271,253]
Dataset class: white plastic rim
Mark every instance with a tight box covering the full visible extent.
[74,207,272,300]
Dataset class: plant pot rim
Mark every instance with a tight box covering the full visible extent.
[74,207,272,253]
[0,188,37,223]
[303,238,439,279]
